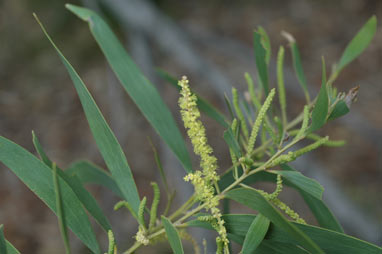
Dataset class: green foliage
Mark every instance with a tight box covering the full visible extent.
[241,214,270,253]
[0,6,379,254]
[0,225,7,254]
[161,216,184,254]
[66,4,193,173]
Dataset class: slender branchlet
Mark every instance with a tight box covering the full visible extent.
[294,136,329,157]
[232,87,249,140]
[149,182,160,230]
[247,88,276,155]
[288,130,346,147]
[268,136,329,168]
[178,76,229,249]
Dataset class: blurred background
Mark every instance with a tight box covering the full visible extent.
[0,0,381,253]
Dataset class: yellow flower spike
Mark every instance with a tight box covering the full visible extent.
[247,88,276,155]
[178,76,229,249]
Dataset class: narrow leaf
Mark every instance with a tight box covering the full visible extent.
[0,225,7,254]
[309,57,328,133]
[53,163,71,254]
[66,4,192,172]
[0,136,100,253]
[35,14,141,215]
[161,216,184,254]
[258,26,271,65]
[254,240,310,254]
[242,214,270,254]
[188,214,378,253]
[157,69,229,128]
[267,223,382,254]
[32,130,53,168]
[283,32,310,103]
[33,133,112,231]
[253,31,269,96]
[225,188,324,254]
[336,16,377,73]
[66,161,123,198]
[223,128,241,158]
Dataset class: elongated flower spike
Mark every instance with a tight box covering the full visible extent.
[178,76,229,250]
[247,88,276,155]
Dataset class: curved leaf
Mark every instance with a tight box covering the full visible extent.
[35,14,141,215]
[242,214,270,254]
[161,216,184,254]
[66,4,192,173]
[225,188,324,254]
[0,136,100,253]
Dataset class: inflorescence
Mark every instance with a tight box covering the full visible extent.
[178,76,229,252]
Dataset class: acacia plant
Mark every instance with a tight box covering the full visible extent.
[0,4,380,254]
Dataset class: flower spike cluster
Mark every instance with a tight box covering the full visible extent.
[178,76,229,250]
